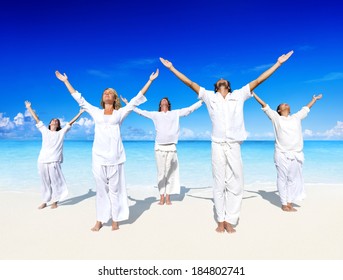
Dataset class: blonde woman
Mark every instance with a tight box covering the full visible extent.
[55,69,159,231]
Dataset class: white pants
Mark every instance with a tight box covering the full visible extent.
[211,142,244,225]
[155,144,180,195]
[38,162,68,203]
[274,150,305,205]
[92,163,129,223]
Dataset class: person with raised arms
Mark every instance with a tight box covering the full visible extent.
[55,69,159,231]
[252,91,323,212]
[160,51,293,233]
[25,101,84,209]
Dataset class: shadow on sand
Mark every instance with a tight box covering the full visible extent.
[59,189,96,206]
[245,189,300,209]
[121,185,202,225]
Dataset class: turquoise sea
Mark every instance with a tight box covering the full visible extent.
[0,140,342,196]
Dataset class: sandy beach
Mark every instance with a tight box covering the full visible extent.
[1,184,343,260]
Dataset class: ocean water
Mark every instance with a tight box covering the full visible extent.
[0,140,342,196]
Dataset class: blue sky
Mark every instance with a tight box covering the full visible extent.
[1,0,342,140]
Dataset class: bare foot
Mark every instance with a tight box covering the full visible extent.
[215,222,225,233]
[38,203,47,209]
[91,221,103,231]
[51,202,58,209]
[158,195,165,205]
[112,221,119,231]
[165,195,172,205]
[287,203,297,212]
[224,221,236,233]
[282,205,297,212]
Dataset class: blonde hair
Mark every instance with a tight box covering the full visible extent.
[100,88,122,110]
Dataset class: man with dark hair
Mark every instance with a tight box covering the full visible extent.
[121,96,202,205]
[160,51,293,233]
[252,91,323,212]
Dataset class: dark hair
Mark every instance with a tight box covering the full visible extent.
[276,104,282,116]
[214,79,232,93]
[100,88,122,110]
[158,97,171,112]
[48,119,62,131]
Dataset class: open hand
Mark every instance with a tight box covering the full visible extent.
[55,70,68,82]
[278,50,294,64]
[159,57,173,69]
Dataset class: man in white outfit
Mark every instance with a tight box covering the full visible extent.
[55,69,159,231]
[160,51,293,233]
[121,96,202,205]
[252,91,323,211]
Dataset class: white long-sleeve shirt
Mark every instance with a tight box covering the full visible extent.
[198,84,252,142]
[262,105,310,153]
[71,90,147,165]
[36,121,71,163]
[134,100,202,144]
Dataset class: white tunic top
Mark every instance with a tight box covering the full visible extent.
[36,121,71,163]
[133,100,202,144]
[198,84,252,142]
[72,90,147,165]
[262,105,310,153]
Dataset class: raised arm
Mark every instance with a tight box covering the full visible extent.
[120,95,154,119]
[24,101,40,123]
[140,69,159,96]
[306,94,323,109]
[68,108,85,125]
[160,58,200,95]
[249,51,294,91]
[55,71,76,94]
[252,92,267,108]
[178,100,203,117]
[120,96,129,105]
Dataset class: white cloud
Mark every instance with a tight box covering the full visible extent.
[305,72,343,83]
[1,110,342,141]
[118,58,157,70]
[247,131,274,140]
[179,128,195,139]
[86,58,157,80]
[249,122,343,140]
[303,121,343,140]
[321,121,343,139]
[0,112,96,140]
[121,126,154,141]
[304,129,314,137]
[87,69,111,78]
[14,113,24,125]
[248,63,274,72]
[0,113,11,128]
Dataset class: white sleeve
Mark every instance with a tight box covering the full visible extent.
[198,87,213,106]
[61,123,72,134]
[134,108,154,119]
[233,84,252,101]
[71,91,98,116]
[118,91,148,123]
[262,104,279,121]
[177,100,203,117]
[35,121,48,134]
[293,106,310,120]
